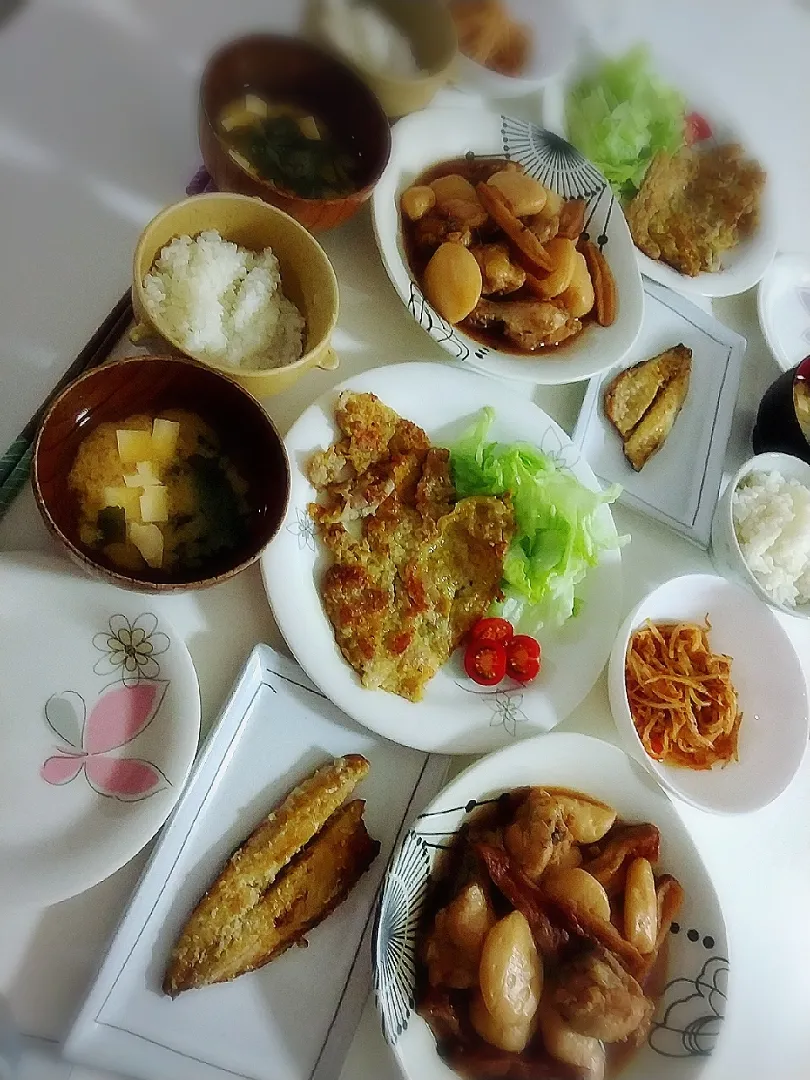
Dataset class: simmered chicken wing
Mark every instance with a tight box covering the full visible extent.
[553,945,653,1043]
[466,298,581,350]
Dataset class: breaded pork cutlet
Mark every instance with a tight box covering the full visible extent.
[307,392,514,702]
[627,145,765,277]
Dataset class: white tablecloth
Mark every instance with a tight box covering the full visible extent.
[2,1,810,1078]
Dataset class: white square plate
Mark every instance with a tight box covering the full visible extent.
[573,280,745,546]
[65,645,447,1080]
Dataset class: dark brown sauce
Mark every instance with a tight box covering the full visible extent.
[401,156,597,357]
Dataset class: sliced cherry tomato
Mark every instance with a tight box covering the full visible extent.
[685,111,712,145]
[505,635,541,684]
[470,617,514,646]
[465,641,507,686]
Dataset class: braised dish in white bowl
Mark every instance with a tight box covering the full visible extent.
[372,108,643,385]
[374,733,728,1080]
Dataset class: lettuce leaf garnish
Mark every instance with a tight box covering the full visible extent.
[450,407,625,633]
[566,47,686,201]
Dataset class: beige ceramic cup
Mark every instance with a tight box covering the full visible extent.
[132,193,340,398]
[306,0,458,119]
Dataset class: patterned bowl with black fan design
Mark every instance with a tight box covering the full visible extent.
[373,732,728,1080]
[371,108,644,386]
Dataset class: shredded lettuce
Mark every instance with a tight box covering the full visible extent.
[566,47,686,201]
[449,408,623,633]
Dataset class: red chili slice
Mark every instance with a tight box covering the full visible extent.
[465,641,507,686]
[505,635,541,684]
[470,617,514,645]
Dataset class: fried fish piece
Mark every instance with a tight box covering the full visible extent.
[604,345,692,470]
[167,800,379,993]
[623,357,691,471]
[163,755,370,996]
[627,145,765,276]
[604,345,692,438]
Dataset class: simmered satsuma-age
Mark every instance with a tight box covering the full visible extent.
[417,786,684,1079]
[400,158,617,356]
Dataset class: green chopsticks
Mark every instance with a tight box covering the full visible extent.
[0,290,133,523]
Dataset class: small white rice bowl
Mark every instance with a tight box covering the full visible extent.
[732,469,810,607]
[143,230,305,370]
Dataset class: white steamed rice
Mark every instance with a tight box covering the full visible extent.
[732,469,810,607]
[143,230,305,371]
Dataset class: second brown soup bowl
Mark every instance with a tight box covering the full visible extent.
[199,34,392,233]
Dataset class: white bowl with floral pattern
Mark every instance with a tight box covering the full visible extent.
[371,108,644,386]
[373,732,729,1080]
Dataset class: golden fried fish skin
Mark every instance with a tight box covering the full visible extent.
[309,392,514,702]
[163,756,374,997]
[604,345,692,471]
[623,361,691,471]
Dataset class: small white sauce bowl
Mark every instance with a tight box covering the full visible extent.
[607,572,808,814]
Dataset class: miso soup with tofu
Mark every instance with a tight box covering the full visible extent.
[68,409,250,577]
[217,93,359,200]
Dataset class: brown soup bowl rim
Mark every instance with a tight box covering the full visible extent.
[32,353,291,593]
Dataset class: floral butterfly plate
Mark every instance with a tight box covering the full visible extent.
[0,552,200,905]
[373,733,729,1080]
[371,108,644,386]
[261,362,622,754]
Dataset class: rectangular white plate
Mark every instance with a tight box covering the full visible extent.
[64,645,447,1080]
[573,280,746,547]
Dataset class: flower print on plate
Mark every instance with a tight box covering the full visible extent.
[286,507,316,552]
[0,552,200,905]
[93,612,170,686]
[455,682,529,737]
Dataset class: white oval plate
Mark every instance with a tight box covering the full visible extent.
[374,732,728,1080]
[371,108,644,386]
[757,252,810,371]
[262,362,622,754]
[608,573,809,814]
[0,552,200,906]
[454,0,580,98]
[542,54,778,299]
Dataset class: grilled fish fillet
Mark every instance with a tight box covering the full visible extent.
[164,755,369,996]
[166,800,379,994]
[604,345,692,471]
[623,362,691,471]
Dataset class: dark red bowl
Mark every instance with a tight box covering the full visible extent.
[32,355,290,592]
[199,34,392,233]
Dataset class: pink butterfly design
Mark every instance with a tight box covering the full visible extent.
[41,681,170,801]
